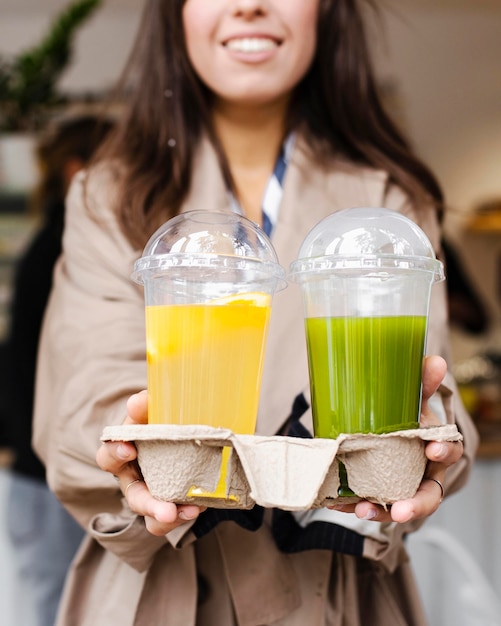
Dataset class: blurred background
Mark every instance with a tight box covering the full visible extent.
[0,1,500,625]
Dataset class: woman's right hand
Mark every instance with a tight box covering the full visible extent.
[96,390,206,536]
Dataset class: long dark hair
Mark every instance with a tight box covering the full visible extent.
[101,0,443,249]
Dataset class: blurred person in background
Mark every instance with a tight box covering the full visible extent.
[0,114,114,626]
[442,237,490,336]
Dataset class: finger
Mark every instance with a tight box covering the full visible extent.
[329,499,401,522]
[353,445,462,523]
[96,391,147,473]
[347,477,443,524]
[326,502,356,514]
[145,504,207,535]
[96,439,138,474]
[125,390,148,425]
[420,356,448,427]
[425,439,463,466]
[125,479,180,533]
[326,499,395,523]
[389,476,445,523]
[352,500,392,522]
[125,480,206,536]
[421,355,447,401]
[328,460,450,523]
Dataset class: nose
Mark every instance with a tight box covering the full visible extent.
[231,0,267,19]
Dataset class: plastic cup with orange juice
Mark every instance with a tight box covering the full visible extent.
[132,210,286,500]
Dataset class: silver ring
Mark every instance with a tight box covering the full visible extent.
[124,478,142,497]
[426,477,444,503]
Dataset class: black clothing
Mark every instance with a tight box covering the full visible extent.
[442,238,489,335]
[0,200,64,479]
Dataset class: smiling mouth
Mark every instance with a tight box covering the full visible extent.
[224,37,280,53]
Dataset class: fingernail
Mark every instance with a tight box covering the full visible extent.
[362,509,377,520]
[117,444,129,459]
[179,507,200,521]
[432,443,447,460]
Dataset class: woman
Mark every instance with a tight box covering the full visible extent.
[33,1,476,624]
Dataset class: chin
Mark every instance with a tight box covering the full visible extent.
[219,87,292,109]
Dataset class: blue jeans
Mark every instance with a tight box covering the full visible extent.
[7,473,84,626]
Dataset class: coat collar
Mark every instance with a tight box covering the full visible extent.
[183,133,389,258]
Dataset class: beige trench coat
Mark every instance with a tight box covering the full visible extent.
[33,137,478,626]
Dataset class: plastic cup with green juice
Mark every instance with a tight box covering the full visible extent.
[289,207,445,496]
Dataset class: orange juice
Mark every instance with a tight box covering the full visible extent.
[145,293,271,433]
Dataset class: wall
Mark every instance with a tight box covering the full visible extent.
[376,2,501,221]
[0,0,142,94]
[374,2,501,354]
[2,1,499,214]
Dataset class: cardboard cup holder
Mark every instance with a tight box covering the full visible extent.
[101,424,462,511]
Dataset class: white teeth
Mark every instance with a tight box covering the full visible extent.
[226,38,277,53]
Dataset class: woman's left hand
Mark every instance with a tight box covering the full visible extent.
[328,355,464,523]
[96,390,207,536]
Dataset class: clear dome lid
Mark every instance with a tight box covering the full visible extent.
[289,207,444,281]
[132,210,286,288]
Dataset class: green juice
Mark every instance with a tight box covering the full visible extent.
[305,315,427,439]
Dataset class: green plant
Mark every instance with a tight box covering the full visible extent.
[0,0,102,132]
